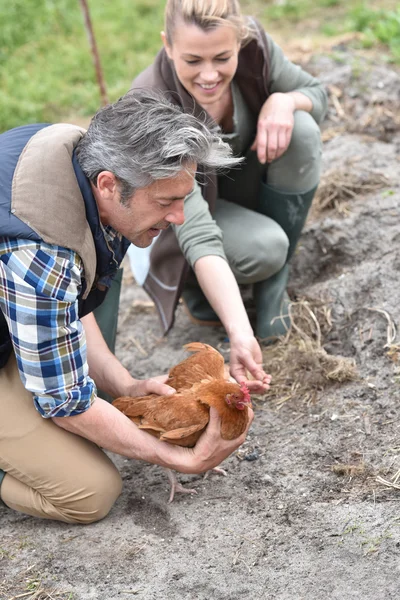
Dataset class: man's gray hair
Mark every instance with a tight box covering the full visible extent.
[76,88,241,201]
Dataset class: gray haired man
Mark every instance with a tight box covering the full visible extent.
[0,90,253,523]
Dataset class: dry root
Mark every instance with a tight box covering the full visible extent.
[261,298,358,406]
[313,167,389,216]
[331,463,366,477]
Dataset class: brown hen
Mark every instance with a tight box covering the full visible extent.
[113,342,252,502]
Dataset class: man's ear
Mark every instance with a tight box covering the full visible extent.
[96,171,118,200]
[161,30,173,59]
[92,172,120,225]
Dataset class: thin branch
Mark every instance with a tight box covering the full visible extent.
[78,0,109,106]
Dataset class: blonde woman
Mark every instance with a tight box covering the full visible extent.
[131,0,327,388]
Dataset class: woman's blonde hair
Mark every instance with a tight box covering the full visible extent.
[164,0,254,46]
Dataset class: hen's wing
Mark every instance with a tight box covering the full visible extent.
[112,390,209,447]
[112,394,159,418]
[167,342,225,390]
[159,422,207,447]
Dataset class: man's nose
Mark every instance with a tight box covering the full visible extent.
[166,199,185,226]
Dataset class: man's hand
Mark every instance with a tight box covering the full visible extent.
[125,374,176,398]
[82,312,176,399]
[251,92,295,164]
[176,406,254,474]
[229,333,271,394]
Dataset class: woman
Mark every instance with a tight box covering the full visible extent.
[130,0,327,388]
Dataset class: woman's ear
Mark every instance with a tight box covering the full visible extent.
[161,30,173,59]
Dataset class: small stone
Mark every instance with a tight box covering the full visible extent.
[244,449,260,461]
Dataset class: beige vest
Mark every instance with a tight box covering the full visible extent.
[11,124,96,298]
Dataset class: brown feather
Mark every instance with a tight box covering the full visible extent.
[112,343,252,448]
[167,342,225,390]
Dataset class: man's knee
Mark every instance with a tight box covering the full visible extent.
[57,460,123,524]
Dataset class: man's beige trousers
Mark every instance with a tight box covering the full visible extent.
[0,354,122,523]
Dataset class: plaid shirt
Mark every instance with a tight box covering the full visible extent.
[0,237,97,418]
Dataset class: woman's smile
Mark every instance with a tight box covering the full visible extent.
[163,22,240,109]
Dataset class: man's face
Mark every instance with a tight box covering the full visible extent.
[99,164,196,248]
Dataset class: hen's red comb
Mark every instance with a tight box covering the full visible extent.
[240,382,251,402]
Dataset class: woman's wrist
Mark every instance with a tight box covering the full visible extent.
[286,91,313,113]
[266,92,296,112]
[225,323,255,342]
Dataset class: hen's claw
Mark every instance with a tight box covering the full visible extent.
[165,468,198,503]
[203,467,228,480]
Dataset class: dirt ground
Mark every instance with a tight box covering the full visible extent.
[1,47,400,600]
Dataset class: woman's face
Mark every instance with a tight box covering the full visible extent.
[163,21,241,107]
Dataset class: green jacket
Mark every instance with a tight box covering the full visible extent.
[131,18,327,334]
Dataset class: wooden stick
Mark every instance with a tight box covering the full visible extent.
[78,0,109,106]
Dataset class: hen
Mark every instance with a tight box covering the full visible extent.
[113,342,252,502]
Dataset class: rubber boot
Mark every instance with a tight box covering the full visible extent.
[181,277,221,326]
[93,268,123,401]
[254,264,291,341]
[254,182,318,342]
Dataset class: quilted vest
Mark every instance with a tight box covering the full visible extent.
[0,123,129,367]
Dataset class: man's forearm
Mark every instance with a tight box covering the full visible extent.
[53,398,182,469]
[81,312,134,398]
[53,398,252,475]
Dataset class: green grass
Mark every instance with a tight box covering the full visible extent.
[0,0,399,132]
[347,4,400,61]
[0,0,165,131]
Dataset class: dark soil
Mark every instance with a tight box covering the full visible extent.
[1,49,400,600]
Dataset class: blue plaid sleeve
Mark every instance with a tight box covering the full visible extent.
[0,238,97,417]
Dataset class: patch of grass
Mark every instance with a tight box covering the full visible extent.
[0,546,15,560]
[342,520,366,536]
[348,3,400,62]
[253,1,400,59]
[1,0,399,131]
[255,0,344,22]
[0,0,165,131]
[347,4,400,61]
[339,519,396,556]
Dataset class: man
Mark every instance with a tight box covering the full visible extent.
[0,90,265,523]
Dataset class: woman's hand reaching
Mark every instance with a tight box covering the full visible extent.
[229,332,271,394]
